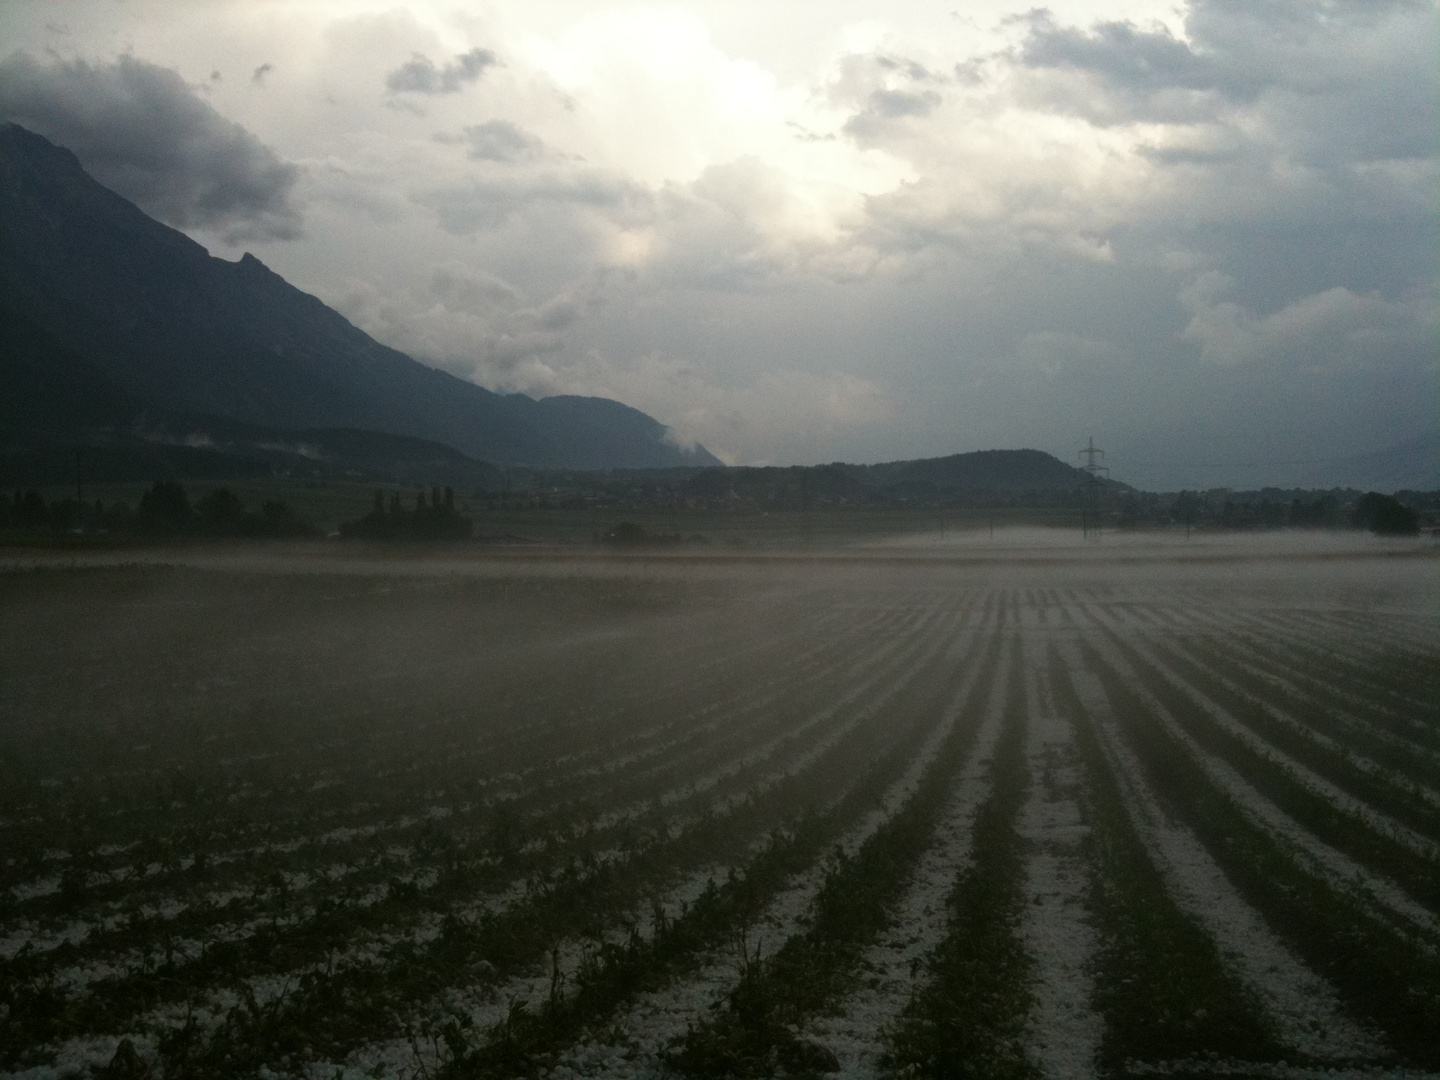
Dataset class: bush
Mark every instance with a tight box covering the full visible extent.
[137,480,194,532]
[1353,492,1419,535]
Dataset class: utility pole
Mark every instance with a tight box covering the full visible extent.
[74,447,84,533]
[1077,436,1109,540]
[800,473,812,547]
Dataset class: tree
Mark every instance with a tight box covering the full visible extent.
[137,480,194,531]
[196,488,245,533]
[11,489,49,529]
[1353,492,1420,535]
[340,485,471,540]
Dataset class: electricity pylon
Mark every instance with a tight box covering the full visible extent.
[1078,437,1109,539]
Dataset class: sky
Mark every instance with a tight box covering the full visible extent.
[0,0,1435,488]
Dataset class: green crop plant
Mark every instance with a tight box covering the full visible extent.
[1047,642,1281,1068]
[1082,639,1440,1068]
[882,644,1036,1080]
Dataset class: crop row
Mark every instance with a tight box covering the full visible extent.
[3,569,1435,1079]
[2,586,1008,1074]
[1072,633,1440,1067]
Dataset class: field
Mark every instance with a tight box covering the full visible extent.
[1,532,1437,1079]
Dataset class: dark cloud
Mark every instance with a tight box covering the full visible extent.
[1021,18,1224,95]
[1016,0,1434,138]
[386,48,496,95]
[448,120,548,162]
[1015,16,1244,125]
[0,52,301,240]
[251,63,273,86]
[843,88,941,142]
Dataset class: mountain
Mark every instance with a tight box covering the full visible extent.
[516,395,708,471]
[0,297,512,485]
[0,123,720,470]
[0,298,141,434]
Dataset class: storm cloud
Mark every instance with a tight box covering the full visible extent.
[0,52,301,240]
[386,47,496,95]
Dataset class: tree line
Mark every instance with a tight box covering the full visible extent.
[1114,489,1423,535]
[339,486,472,540]
[1,481,312,537]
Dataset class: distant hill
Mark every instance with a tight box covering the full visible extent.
[866,448,1115,494]
[527,448,1123,507]
[0,123,720,470]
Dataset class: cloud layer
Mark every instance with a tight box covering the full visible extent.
[0,52,302,240]
[0,0,1433,485]
[386,48,496,96]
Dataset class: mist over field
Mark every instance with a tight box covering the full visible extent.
[2,533,1437,1079]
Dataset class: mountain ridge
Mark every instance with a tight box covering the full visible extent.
[0,122,720,470]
